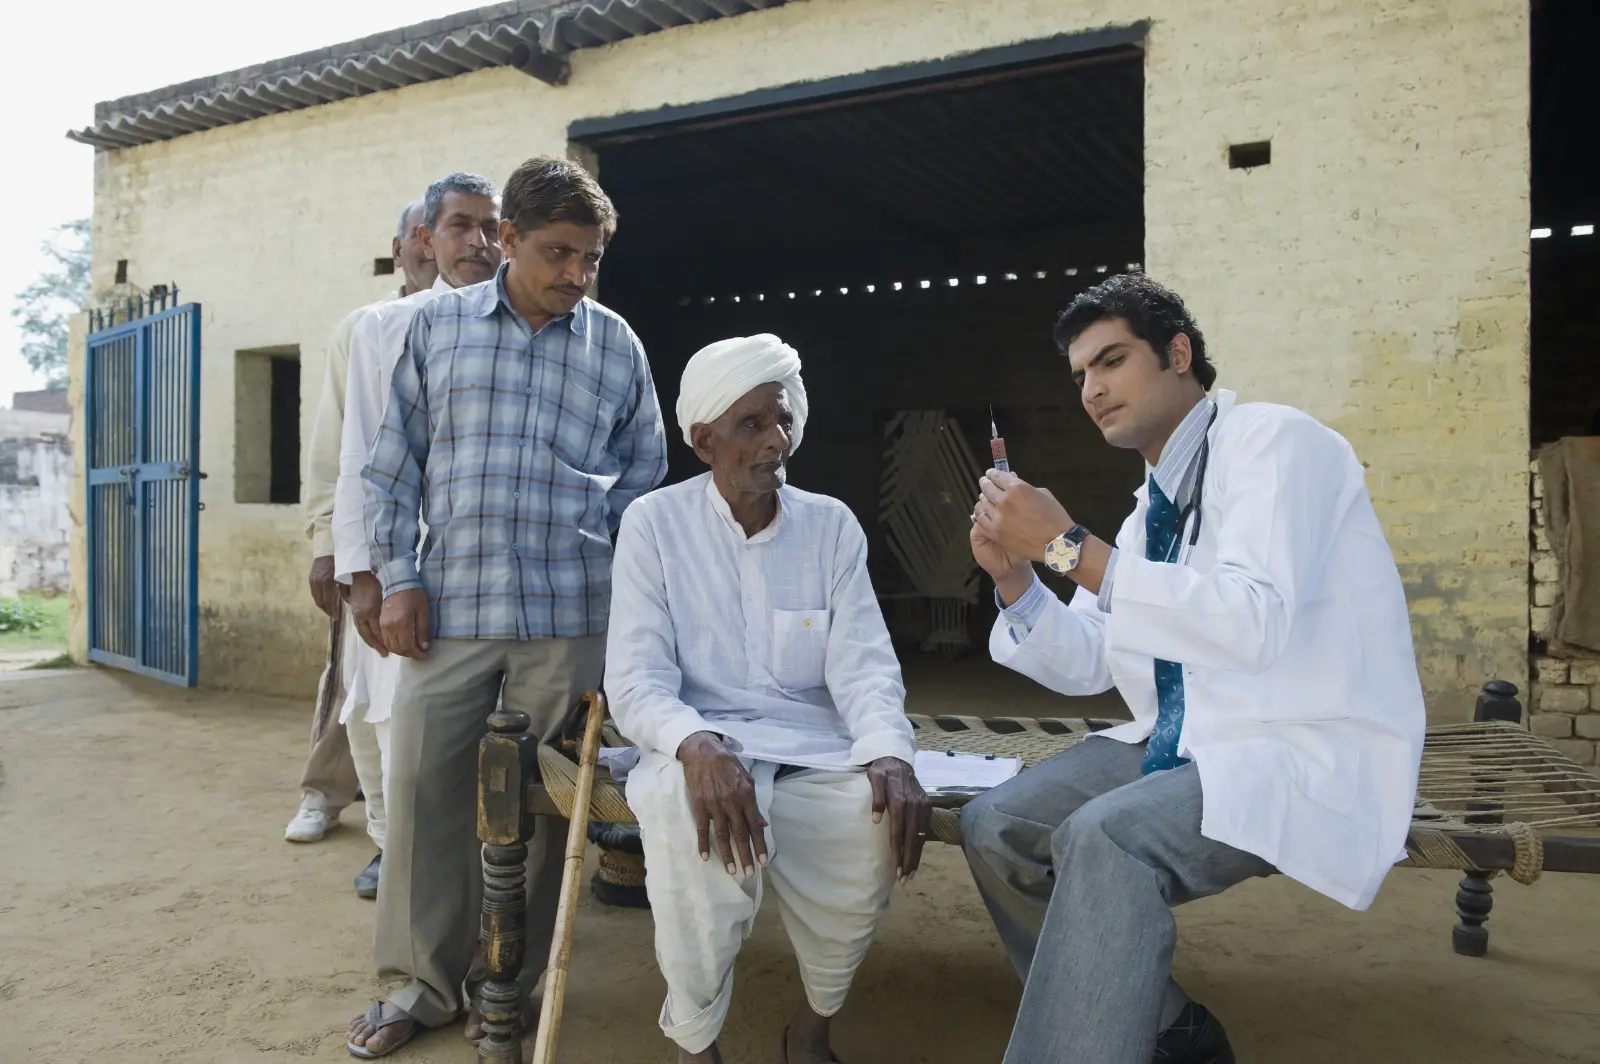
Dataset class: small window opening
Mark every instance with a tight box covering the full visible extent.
[1228,141,1272,169]
[234,346,302,504]
[115,259,128,284]
[373,256,395,276]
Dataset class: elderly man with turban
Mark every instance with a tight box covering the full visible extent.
[606,334,931,1064]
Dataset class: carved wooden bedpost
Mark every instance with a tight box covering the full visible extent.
[1451,680,1523,957]
[478,705,538,1064]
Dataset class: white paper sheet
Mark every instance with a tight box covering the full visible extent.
[913,749,1022,794]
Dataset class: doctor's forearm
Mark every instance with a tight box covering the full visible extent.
[1064,536,1114,596]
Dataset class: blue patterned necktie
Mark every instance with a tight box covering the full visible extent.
[1143,476,1191,775]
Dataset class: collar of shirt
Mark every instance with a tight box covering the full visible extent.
[1148,395,1216,509]
[471,261,587,339]
[704,475,783,545]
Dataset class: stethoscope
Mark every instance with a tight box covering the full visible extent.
[1161,405,1218,565]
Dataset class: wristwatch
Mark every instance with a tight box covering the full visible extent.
[1043,524,1092,575]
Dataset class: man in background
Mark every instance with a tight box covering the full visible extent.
[331,172,504,902]
[286,201,435,905]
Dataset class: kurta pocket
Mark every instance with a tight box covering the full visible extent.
[770,609,830,690]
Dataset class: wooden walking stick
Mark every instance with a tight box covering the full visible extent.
[530,690,608,1064]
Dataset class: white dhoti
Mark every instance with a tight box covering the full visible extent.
[338,629,398,851]
[627,750,894,1054]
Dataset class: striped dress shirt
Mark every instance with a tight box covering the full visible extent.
[363,264,668,640]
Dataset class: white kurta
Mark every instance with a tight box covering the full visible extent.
[606,474,916,768]
[607,475,913,1053]
[993,390,1425,910]
[332,276,448,727]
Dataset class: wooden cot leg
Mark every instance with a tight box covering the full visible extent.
[480,843,529,1062]
[479,708,538,1064]
[1452,870,1494,957]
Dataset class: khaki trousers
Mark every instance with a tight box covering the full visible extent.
[375,635,606,1028]
[298,611,359,811]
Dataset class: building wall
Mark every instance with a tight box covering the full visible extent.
[1527,460,1600,765]
[1,409,72,599]
[75,0,1530,710]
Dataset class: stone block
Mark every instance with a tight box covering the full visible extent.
[1530,712,1574,738]
[1531,606,1552,634]
[1539,686,1589,713]
[1532,553,1560,583]
[1534,658,1569,684]
[1551,739,1597,766]
[1574,715,1600,740]
[1569,661,1600,686]
[1533,526,1550,552]
[1533,582,1557,607]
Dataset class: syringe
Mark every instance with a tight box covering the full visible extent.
[989,406,1011,473]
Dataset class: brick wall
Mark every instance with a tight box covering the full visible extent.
[1527,460,1600,765]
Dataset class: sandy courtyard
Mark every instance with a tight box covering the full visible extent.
[2,665,1598,1063]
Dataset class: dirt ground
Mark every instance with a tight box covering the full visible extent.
[2,664,1598,1064]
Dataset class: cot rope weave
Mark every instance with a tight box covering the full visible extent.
[530,717,1592,884]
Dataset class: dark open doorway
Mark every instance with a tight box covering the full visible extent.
[582,33,1146,716]
[1530,0,1599,445]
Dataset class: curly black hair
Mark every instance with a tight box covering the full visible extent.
[1053,273,1215,390]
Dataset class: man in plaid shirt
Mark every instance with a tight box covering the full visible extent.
[348,157,667,1058]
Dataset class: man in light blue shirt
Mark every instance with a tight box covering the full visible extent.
[348,158,667,1058]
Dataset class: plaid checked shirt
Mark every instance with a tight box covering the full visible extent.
[362,265,668,640]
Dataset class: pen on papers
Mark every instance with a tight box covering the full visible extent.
[989,406,1010,473]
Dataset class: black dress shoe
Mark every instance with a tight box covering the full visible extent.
[355,853,382,899]
[1153,1003,1235,1064]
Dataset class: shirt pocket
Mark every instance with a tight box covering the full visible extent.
[540,373,617,473]
[770,609,830,691]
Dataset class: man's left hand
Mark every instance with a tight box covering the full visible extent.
[867,756,932,884]
[347,572,388,656]
[974,468,1075,565]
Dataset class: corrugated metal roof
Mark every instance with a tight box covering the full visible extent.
[67,0,788,151]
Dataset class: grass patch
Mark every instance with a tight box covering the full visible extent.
[0,596,70,655]
[24,651,74,670]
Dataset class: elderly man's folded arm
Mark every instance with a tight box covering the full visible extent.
[605,506,719,757]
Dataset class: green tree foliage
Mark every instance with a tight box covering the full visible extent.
[11,218,91,387]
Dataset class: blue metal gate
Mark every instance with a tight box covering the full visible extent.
[85,296,202,686]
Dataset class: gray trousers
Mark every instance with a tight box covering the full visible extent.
[375,635,605,1028]
[961,737,1273,1064]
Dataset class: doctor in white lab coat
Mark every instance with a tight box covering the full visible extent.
[960,273,1425,1064]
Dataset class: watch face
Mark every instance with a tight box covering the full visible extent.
[1046,536,1081,573]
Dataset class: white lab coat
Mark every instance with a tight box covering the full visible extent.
[993,390,1425,910]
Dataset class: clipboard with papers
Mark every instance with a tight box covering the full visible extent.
[913,749,1022,796]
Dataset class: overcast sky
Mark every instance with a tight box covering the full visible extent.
[0,0,476,406]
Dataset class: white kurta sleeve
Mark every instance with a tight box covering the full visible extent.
[822,513,917,767]
[1107,410,1352,675]
[333,308,384,583]
[605,503,718,759]
[304,309,359,558]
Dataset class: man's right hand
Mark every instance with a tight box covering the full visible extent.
[970,522,1034,606]
[379,588,430,660]
[308,555,339,619]
[676,731,767,876]
[347,572,389,656]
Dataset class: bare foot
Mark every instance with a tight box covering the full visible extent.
[784,1005,836,1064]
[347,1001,416,1056]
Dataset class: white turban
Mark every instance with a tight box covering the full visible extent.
[675,333,809,454]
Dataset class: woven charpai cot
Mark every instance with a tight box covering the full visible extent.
[537,716,1600,890]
